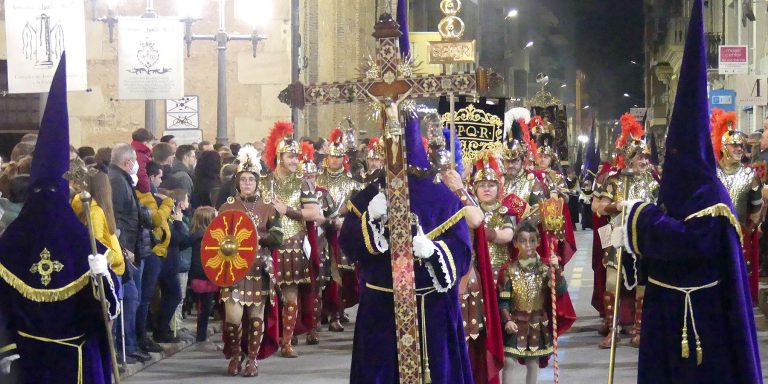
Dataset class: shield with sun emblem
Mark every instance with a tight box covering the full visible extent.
[201,210,259,286]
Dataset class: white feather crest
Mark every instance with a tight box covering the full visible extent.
[237,144,262,174]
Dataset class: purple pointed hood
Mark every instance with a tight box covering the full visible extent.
[0,53,102,290]
[658,0,732,219]
[30,52,70,193]
[397,0,430,169]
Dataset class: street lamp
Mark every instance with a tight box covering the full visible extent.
[524,41,534,49]
[561,84,567,88]
[583,105,590,110]
[180,0,268,145]
[623,93,631,98]
[506,9,519,19]
[630,60,638,65]
[578,135,589,144]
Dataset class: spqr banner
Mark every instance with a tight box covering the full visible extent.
[5,0,87,93]
[438,97,506,168]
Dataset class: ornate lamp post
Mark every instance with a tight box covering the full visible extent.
[180,0,268,145]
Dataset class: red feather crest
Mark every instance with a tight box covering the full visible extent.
[616,113,645,149]
[710,108,737,161]
[264,121,294,171]
[531,115,543,128]
[519,119,538,162]
[300,141,315,162]
[368,137,380,150]
[329,127,344,144]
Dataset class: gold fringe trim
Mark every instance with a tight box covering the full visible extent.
[347,200,362,218]
[362,212,381,255]
[426,207,468,240]
[436,240,457,283]
[0,343,16,354]
[0,262,90,303]
[684,203,744,246]
[504,345,554,358]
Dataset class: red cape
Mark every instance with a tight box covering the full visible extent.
[467,226,504,384]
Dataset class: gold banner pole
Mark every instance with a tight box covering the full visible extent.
[607,174,630,384]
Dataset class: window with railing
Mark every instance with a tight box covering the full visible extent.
[706,32,723,69]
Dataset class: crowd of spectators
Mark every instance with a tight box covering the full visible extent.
[0,129,376,369]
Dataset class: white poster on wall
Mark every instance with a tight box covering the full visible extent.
[118,18,184,100]
[4,0,88,93]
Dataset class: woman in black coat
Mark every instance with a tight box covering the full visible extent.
[192,150,221,208]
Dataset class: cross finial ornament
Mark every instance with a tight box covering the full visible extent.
[29,248,64,286]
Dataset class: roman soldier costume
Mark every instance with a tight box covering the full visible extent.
[711,109,762,304]
[216,144,283,377]
[298,142,337,344]
[261,121,320,358]
[316,127,363,331]
[592,113,659,348]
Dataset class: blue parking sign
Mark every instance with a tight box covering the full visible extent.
[710,89,736,112]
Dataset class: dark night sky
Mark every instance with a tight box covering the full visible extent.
[571,0,645,119]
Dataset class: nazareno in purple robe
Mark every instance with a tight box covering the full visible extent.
[622,1,761,383]
[0,53,120,384]
[340,172,473,384]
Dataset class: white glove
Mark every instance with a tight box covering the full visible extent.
[88,254,109,277]
[0,354,19,374]
[412,225,436,259]
[619,199,642,210]
[610,226,624,249]
[130,174,139,187]
[368,192,388,220]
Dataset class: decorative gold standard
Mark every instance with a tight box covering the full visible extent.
[428,0,476,64]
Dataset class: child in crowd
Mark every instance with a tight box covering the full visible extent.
[498,221,567,384]
[154,189,193,343]
[188,206,218,342]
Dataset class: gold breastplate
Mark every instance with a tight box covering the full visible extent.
[504,172,536,203]
[508,262,547,313]
[261,173,305,239]
[317,169,360,207]
[717,165,755,221]
[610,172,659,203]
[607,172,659,226]
[482,203,511,271]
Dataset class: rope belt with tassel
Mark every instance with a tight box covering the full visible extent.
[366,282,437,383]
[647,277,719,366]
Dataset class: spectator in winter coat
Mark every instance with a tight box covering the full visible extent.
[162,145,196,198]
[193,151,221,208]
[131,128,155,193]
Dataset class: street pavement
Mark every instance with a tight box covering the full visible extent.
[126,229,768,383]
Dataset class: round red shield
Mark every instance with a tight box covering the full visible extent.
[201,210,259,286]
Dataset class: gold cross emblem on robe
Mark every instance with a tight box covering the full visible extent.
[29,248,64,286]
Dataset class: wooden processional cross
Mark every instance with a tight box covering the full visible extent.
[279,13,499,384]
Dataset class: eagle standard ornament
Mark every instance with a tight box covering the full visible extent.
[202,210,259,286]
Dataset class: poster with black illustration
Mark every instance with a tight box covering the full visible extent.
[438,97,506,167]
[5,0,87,93]
[119,18,184,100]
